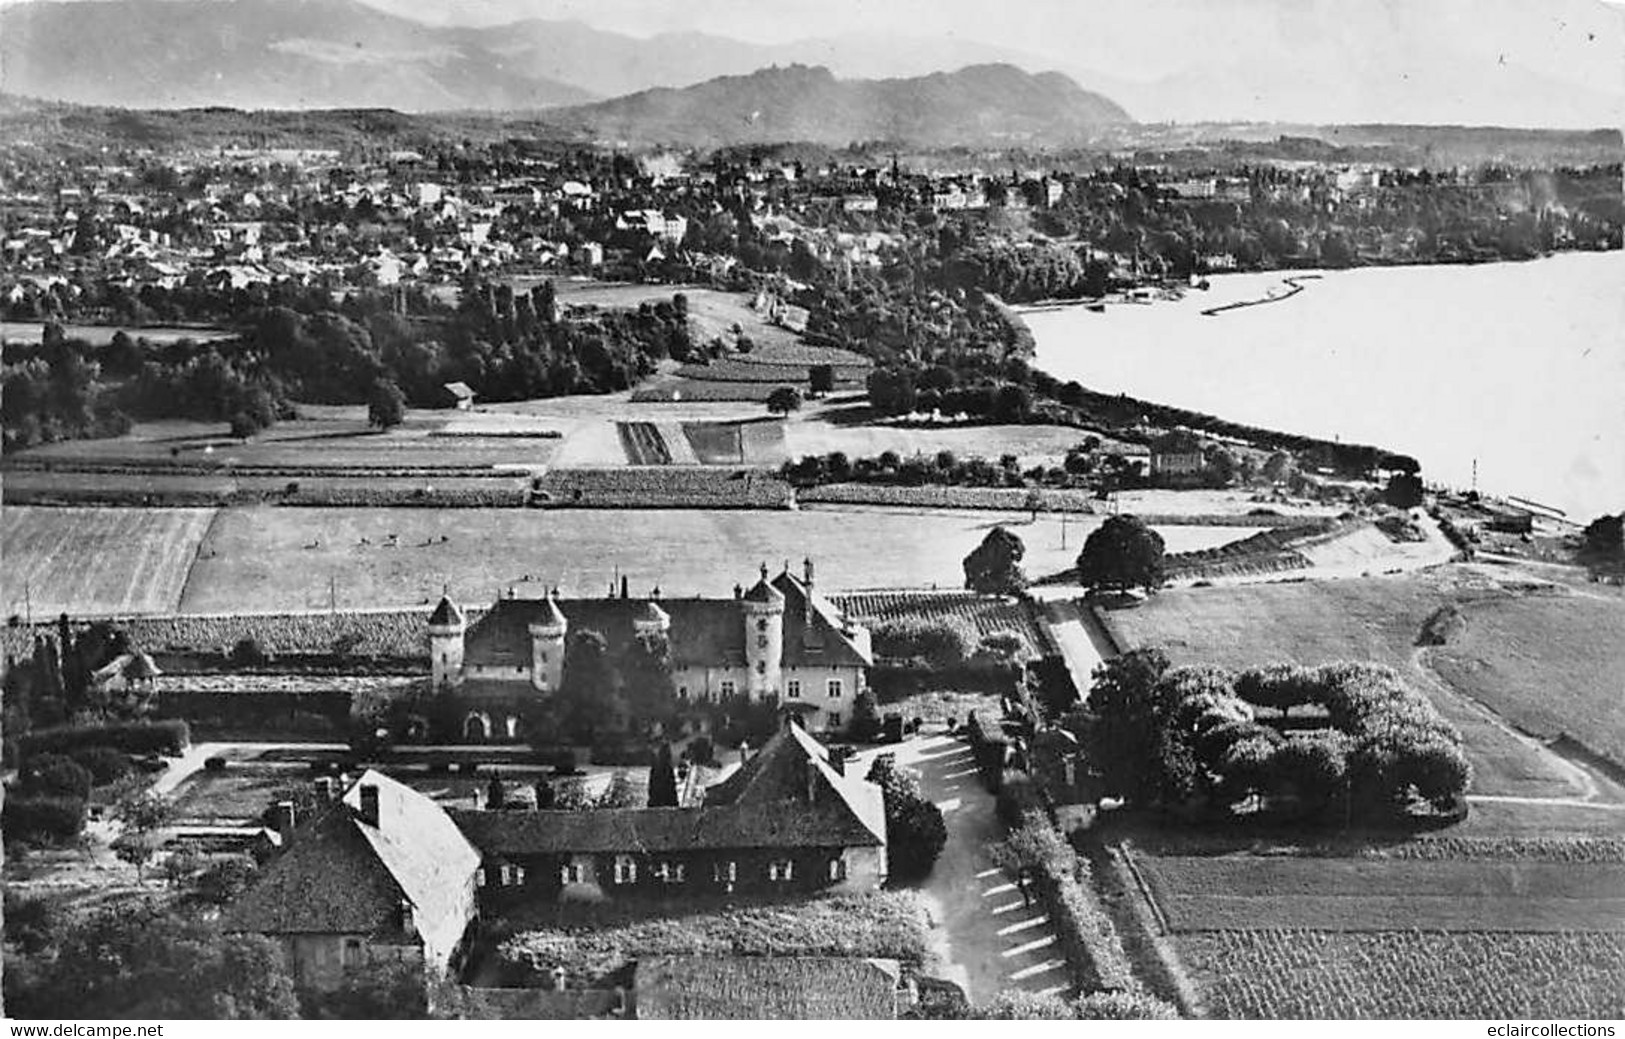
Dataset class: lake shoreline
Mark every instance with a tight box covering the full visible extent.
[1018,251,1625,522]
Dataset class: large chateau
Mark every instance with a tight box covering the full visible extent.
[427,560,874,739]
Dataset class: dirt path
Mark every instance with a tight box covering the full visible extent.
[870,735,1072,1005]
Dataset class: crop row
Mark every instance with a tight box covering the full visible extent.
[5,478,526,509]
[616,422,672,465]
[3,458,505,478]
[530,468,794,509]
[800,483,1101,511]
[833,591,1052,658]
[5,608,472,659]
[1179,929,1625,1019]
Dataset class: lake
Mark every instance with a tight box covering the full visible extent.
[1022,252,1625,523]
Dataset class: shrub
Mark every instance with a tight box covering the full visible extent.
[965,709,1008,792]
[203,756,228,772]
[1074,991,1181,1019]
[20,720,190,762]
[978,990,1075,1019]
[195,856,259,905]
[684,737,716,767]
[230,636,269,667]
[22,754,93,799]
[69,746,135,786]
[1417,604,1467,647]
[871,616,978,668]
[4,794,87,843]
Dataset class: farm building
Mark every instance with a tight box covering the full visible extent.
[223,770,482,989]
[443,382,476,410]
[448,717,887,908]
[428,560,873,740]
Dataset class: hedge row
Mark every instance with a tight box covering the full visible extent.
[999,809,1139,994]
[3,794,88,843]
[965,709,1009,792]
[19,720,191,762]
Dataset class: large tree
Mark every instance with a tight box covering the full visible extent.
[865,756,946,882]
[1082,648,1172,805]
[367,377,407,430]
[963,525,1028,595]
[1076,514,1165,594]
[648,743,679,807]
[557,629,616,743]
[620,632,678,735]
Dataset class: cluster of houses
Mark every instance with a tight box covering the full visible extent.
[222,720,891,1016]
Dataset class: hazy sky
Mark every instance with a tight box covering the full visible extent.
[1,0,1620,123]
[347,0,1623,91]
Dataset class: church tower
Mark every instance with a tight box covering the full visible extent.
[428,594,465,690]
[527,591,568,693]
[739,564,785,701]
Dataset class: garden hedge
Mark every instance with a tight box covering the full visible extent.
[19,720,191,762]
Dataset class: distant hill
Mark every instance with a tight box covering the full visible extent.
[544,64,1133,148]
[0,0,595,111]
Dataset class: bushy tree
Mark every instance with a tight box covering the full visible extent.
[557,629,616,743]
[1383,472,1425,508]
[1083,648,1171,805]
[1582,513,1623,559]
[648,743,679,808]
[866,757,947,882]
[963,525,1027,595]
[848,690,883,742]
[1076,514,1165,594]
[765,386,803,415]
[367,377,407,429]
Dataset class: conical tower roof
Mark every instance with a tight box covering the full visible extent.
[428,595,464,628]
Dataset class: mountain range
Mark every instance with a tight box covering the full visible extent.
[0,0,1618,129]
[546,64,1131,147]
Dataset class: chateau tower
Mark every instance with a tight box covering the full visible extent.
[633,594,672,639]
[428,594,465,690]
[739,563,785,701]
[527,592,568,693]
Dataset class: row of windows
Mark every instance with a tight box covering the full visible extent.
[479,857,847,888]
[674,679,845,700]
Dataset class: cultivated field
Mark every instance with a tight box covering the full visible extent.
[833,590,1054,659]
[6,410,561,472]
[2,506,216,616]
[1176,929,1625,1019]
[1133,853,1625,932]
[1102,569,1614,802]
[93,505,1259,614]
[1431,593,1625,769]
[0,322,234,345]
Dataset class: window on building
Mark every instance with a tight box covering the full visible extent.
[828,712,841,728]
[499,863,513,886]
[514,865,527,886]
[768,859,795,882]
[827,679,844,698]
[341,937,363,967]
[828,857,847,882]
[560,862,586,886]
[539,651,548,663]
[475,868,487,887]
[713,860,737,884]
[613,855,637,885]
[757,635,768,649]
[757,618,768,632]
[786,680,801,699]
[756,661,766,674]
[655,861,686,884]
[719,680,736,697]
[677,686,689,700]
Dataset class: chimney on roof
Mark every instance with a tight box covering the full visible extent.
[806,758,819,804]
[273,800,296,845]
[621,575,629,600]
[828,746,848,777]
[398,899,417,938]
[734,583,743,600]
[803,557,815,589]
[313,776,335,804]
[739,740,750,765]
[760,562,768,581]
[651,585,661,600]
[358,783,380,828]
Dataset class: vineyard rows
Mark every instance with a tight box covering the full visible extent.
[832,590,1053,658]
[530,468,794,508]
[1179,929,1625,1019]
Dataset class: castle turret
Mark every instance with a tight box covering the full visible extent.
[428,594,465,690]
[633,596,671,639]
[740,563,785,701]
[527,592,568,693]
